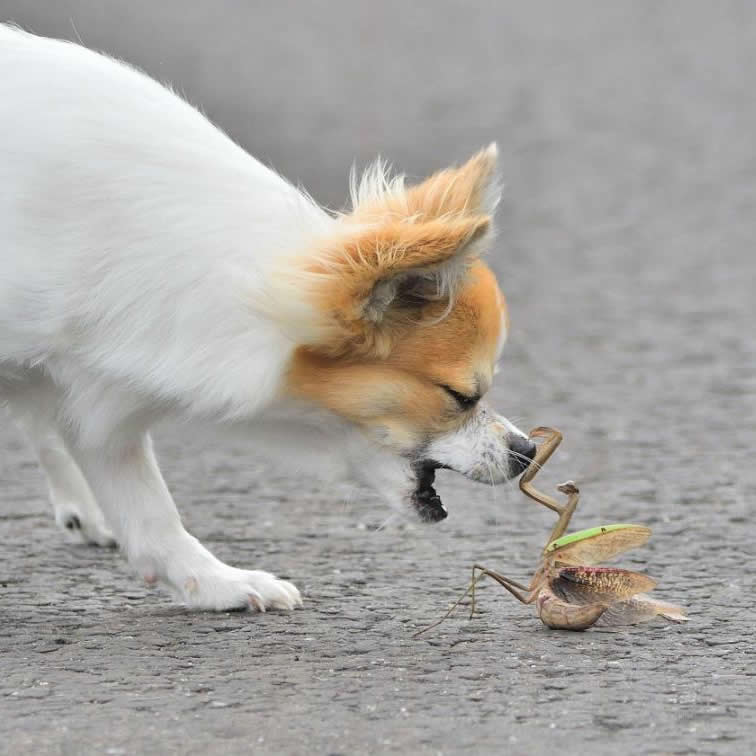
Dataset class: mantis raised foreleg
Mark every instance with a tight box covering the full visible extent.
[519,428,580,544]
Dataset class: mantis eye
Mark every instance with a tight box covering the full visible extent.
[441,385,479,410]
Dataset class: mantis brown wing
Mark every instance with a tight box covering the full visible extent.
[550,567,687,626]
[596,595,688,625]
[552,566,657,603]
[546,524,652,566]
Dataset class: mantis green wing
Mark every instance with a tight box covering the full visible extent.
[545,524,652,566]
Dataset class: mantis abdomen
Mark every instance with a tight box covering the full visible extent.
[536,583,606,630]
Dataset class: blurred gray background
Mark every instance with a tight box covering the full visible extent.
[1,2,754,755]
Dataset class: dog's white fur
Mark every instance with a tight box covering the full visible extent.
[0,26,525,611]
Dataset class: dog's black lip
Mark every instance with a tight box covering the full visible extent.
[411,461,447,523]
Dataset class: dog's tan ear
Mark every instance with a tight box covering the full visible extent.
[350,144,500,224]
[404,143,500,220]
[309,214,490,352]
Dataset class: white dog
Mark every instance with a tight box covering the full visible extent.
[0,25,534,611]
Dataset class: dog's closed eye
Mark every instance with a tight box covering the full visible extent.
[440,385,480,410]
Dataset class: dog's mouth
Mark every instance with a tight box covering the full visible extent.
[411,462,447,523]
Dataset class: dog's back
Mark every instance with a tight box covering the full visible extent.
[0,24,328,418]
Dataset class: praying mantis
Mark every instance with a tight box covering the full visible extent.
[415,427,686,635]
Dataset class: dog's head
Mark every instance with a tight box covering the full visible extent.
[283,145,534,521]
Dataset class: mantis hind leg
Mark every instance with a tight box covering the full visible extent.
[470,565,538,618]
[412,571,489,638]
[413,566,537,638]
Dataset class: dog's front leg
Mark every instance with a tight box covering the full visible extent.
[66,430,301,611]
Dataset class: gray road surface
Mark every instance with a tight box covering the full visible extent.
[1,2,755,754]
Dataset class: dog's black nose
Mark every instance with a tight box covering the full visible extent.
[507,434,537,477]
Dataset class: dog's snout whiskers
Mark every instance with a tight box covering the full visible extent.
[506,434,537,478]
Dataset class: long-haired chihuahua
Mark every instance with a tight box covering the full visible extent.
[0,25,535,611]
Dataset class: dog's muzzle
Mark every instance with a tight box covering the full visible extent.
[410,433,536,522]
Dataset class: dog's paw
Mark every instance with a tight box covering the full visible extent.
[55,504,117,548]
[177,564,302,612]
